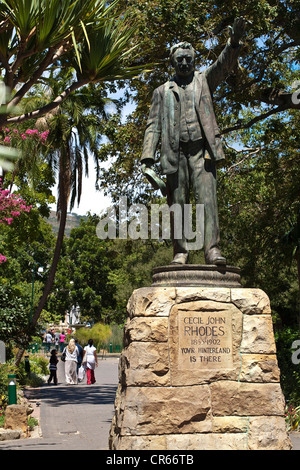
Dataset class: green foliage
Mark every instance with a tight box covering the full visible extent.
[0,360,17,407]
[276,327,300,405]
[27,416,39,431]
[0,283,29,345]
[285,404,300,432]
[106,324,124,351]
[74,11,145,82]
[75,323,112,350]
[96,0,299,202]
[0,0,149,129]
[48,215,115,320]
[18,354,48,387]
[48,213,175,324]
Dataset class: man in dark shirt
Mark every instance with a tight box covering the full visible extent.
[75,338,84,375]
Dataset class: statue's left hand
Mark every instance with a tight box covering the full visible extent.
[229,17,248,47]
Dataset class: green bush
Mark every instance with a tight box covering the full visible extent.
[0,360,17,407]
[285,404,300,432]
[28,416,39,431]
[75,323,112,350]
[18,354,48,387]
[104,324,124,352]
[0,284,29,346]
[276,326,300,405]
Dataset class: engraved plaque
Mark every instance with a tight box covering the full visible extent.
[178,309,233,370]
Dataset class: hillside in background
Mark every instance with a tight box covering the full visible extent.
[47,211,87,237]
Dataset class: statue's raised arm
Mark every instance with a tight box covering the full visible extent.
[205,17,247,93]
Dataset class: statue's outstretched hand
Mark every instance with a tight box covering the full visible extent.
[229,17,248,47]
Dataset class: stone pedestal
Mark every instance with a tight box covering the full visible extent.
[109,282,291,450]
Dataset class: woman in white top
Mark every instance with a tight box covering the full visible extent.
[64,338,79,384]
[83,339,98,384]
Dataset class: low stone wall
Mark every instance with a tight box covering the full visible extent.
[109,286,291,450]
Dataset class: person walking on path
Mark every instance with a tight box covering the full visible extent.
[59,331,66,352]
[75,338,83,374]
[83,339,98,385]
[44,331,53,352]
[63,338,79,385]
[47,349,59,385]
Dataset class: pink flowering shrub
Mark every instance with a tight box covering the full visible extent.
[0,126,46,263]
[1,127,49,145]
[0,179,32,263]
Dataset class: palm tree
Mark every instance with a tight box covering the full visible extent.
[0,0,143,127]
[10,1,150,365]
[27,73,107,321]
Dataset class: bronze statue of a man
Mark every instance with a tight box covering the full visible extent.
[141,18,245,265]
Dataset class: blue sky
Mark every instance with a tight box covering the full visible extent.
[50,92,136,217]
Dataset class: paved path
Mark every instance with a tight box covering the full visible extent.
[0,356,119,450]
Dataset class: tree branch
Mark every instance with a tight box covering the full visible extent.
[221,104,289,135]
[260,87,300,109]
[6,79,90,125]
[9,44,66,106]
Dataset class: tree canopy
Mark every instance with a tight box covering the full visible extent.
[0,0,146,126]
[96,0,299,197]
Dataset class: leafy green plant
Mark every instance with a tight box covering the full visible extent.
[285,404,300,432]
[18,354,49,387]
[0,360,17,406]
[0,410,5,427]
[75,322,112,350]
[0,284,29,345]
[275,327,300,405]
[27,416,38,431]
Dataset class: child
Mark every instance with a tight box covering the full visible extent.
[48,349,59,385]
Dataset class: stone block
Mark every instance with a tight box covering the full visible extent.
[124,316,168,343]
[4,405,28,433]
[231,288,271,314]
[247,416,292,450]
[110,434,167,451]
[239,354,280,382]
[210,381,286,416]
[241,315,276,354]
[175,287,231,304]
[212,416,249,433]
[120,385,212,435]
[0,428,21,441]
[120,342,170,386]
[164,433,249,451]
[127,287,176,318]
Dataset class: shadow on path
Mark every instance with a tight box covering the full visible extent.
[40,382,117,408]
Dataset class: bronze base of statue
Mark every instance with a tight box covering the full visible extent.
[152,264,241,288]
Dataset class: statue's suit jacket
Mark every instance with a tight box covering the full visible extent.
[141,41,240,175]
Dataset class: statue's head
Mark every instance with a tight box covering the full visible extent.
[170,42,195,78]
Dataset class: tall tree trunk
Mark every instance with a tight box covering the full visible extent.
[15,151,71,366]
[15,202,68,366]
